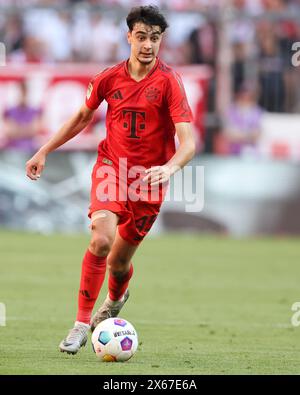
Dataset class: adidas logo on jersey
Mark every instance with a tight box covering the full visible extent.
[111,90,123,100]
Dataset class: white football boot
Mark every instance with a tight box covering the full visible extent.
[59,321,90,355]
[90,289,130,332]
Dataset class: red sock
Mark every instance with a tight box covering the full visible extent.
[76,249,106,324]
[108,264,133,301]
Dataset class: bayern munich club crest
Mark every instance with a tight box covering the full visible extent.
[145,86,160,103]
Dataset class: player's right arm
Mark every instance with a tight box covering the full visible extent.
[26,103,95,180]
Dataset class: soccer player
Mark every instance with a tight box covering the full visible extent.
[26,5,195,354]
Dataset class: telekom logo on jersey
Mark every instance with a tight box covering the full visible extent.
[122,110,145,139]
[95,158,204,213]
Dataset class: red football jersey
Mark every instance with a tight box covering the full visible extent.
[85,57,192,169]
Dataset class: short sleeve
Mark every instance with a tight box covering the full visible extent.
[85,75,104,110]
[166,72,193,124]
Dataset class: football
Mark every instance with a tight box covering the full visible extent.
[91,317,138,362]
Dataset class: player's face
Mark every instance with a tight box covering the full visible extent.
[128,23,163,65]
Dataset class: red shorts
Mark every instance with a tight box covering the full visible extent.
[88,158,166,245]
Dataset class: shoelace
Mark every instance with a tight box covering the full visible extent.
[104,300,123,316]
[95,296,126,322]
[99,305,112,318]
[66,326,87,343]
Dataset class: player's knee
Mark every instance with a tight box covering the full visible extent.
[89,234,113,257]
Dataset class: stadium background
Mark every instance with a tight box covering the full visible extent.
[1,0,300,375]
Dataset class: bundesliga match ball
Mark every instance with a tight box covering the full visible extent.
[91,318,138,362]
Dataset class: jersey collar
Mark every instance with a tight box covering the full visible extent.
[124,57,160,83]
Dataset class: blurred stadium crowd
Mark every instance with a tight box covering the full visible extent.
[1,0,300,155]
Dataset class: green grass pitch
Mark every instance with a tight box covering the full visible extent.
[1,230,300,375]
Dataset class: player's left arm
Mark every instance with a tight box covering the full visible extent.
[143,122,196,186]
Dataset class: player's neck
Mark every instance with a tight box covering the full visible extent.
[127,56,157,82]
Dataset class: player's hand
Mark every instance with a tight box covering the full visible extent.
[143,165,173,186]
[26,151,46,181]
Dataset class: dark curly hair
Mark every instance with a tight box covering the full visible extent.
[126,5,169,33]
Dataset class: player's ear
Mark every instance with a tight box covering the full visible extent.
[127,31,132,44]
